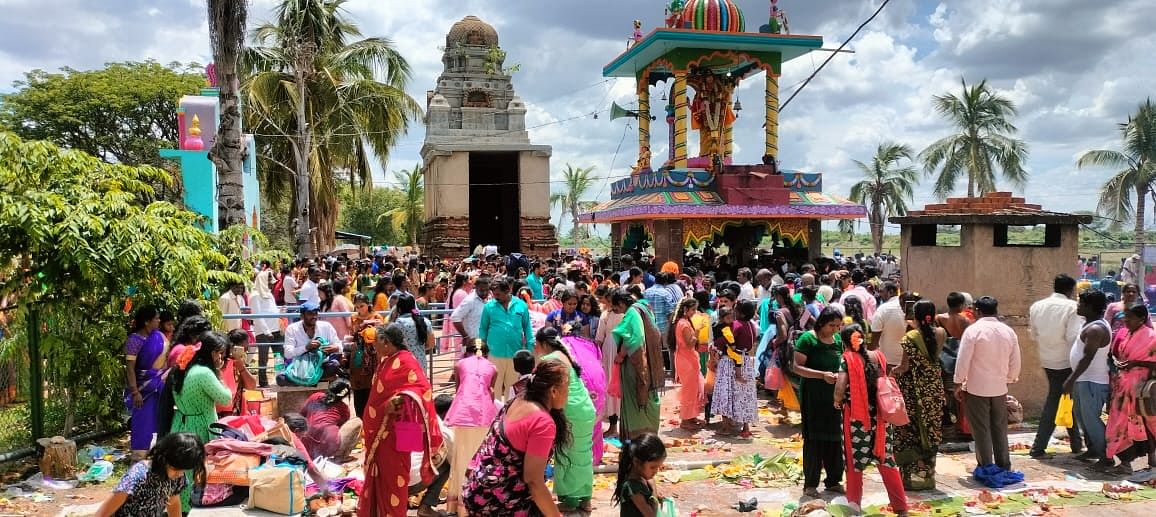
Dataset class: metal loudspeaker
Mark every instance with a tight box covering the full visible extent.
[609,102,657,121]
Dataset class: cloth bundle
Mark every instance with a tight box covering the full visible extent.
[972,464,1024,489]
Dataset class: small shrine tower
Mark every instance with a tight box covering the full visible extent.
[421,16,558,258]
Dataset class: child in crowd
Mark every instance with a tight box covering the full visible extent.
[96,433,205,517]
[613,433,668,517]
[507,349,537,400]
[712,301,759,438]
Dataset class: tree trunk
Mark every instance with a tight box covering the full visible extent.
[1136,184,1147,257]
[292,75,312,258]
[209,54,247,231]
[870,194,884,255]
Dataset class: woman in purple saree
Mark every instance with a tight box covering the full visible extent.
[124,306,167,460]
[562,335,607,465]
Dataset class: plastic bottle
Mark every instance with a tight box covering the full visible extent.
[274,353,285,375]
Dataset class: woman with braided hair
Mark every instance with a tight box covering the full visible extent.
[533,327,596,513]
[890,300,945,490]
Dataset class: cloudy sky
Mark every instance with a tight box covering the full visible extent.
[1,0,1152,233]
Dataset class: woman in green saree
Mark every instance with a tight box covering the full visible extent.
[610,288,663,438]
[891,300,945,490]
[533,326,596,512]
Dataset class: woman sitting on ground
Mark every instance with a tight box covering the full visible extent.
[299,378,363,462]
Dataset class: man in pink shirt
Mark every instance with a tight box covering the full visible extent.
[954,296,1022,470]
[839,270,877,321]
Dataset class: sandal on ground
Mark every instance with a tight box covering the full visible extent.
[738,430,754,439]
[802,487,821,498]
[825,484,845,494]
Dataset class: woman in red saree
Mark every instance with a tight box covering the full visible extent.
[1103,304,1156,474]
[359,324,444,517]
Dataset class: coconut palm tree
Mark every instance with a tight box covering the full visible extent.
[206,0,248,229]
[1078,100,1156,255]
[849,142,919,254]
[919,78,1028,198]
[549,164,598,240]
[243,0,420,256]
[377,165,424,245]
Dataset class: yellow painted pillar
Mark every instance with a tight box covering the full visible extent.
[723,91,734,159]
[673,72,689,168]
[765,71,779,160]
[638,78,651,170]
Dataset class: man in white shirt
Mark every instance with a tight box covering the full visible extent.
[1028,274,1084,459]
[870,282,906,369]
[298,267,322,306]
[281,266,299,306]
[218,282,245,332]
[737,268,756,301]
[954,296,1021,471]
[451,275,492,357]
[1064,289,1111,468]
[281,302,341,385]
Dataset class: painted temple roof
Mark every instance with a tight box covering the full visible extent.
[604,29,823,78]
[579,169,865,223]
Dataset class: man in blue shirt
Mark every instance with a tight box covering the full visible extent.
[526,261,545,300]
[479,277,534,399]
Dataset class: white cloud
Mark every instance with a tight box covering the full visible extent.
[0,0,1152,224]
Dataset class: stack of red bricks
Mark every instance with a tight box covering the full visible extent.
[904,192,1043,217]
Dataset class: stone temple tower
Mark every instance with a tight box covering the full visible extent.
[421,15,558,259]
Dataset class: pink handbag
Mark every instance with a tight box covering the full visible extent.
[874,352,910,426]
[393,399,424,453]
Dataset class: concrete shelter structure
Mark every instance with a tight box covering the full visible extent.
[890,192,1092,413]
[420,15,557,259]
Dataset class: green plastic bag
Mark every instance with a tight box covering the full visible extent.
[284,349,324,386]
[658,497,677,517]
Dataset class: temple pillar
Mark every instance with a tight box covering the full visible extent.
[610,222,623,270]
[723,90,735,160]
[808,219,822,260]
[765,71,779,160]
[638,78,651,169]
[673,72,689,168]
[652,219,684,270]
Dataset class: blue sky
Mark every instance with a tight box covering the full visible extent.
[0,0,1152,234]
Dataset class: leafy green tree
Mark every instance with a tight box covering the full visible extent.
[919,79,1028,198]
[243,0,421,256]
[340,186,404,244]
[849,143,919,254]
[1078,100,1156,255]
[377,165,424,245]
[549,164,599,239]
[206,0,250,230]
[0,61,205,169]
[0,132,237,437]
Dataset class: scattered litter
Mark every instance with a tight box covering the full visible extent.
[77,460,114,483]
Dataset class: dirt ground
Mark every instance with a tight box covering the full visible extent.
[26,375,1156,517]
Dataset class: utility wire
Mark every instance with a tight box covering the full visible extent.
[779,0,891,112]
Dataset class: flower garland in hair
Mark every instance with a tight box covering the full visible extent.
[849,330,863,352]
[175,345,197,370]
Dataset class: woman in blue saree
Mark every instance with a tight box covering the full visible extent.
[124,306,167,460]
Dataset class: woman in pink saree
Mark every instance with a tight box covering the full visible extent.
[1104,304,1156,474]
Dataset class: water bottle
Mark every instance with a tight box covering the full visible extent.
[274,353,285,375]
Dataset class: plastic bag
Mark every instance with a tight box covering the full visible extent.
[778,382,800,411]
[284,350,324,386]
[1055,394,1074,428]
[657,497,677,517]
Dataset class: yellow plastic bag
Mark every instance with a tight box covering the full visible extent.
[778,383,801,411]
[1055,394,1074,428]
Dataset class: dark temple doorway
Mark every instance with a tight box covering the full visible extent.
[469,152,521,253]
